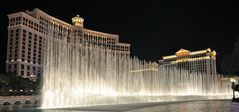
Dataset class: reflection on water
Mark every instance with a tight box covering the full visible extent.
[127,101,231,112]
[0,101,231,112]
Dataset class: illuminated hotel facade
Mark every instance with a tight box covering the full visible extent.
[6,8,130,80]
[159,48,217,76]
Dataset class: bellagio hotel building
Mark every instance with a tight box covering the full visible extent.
[159,48,217,76]
[6,8,130,80]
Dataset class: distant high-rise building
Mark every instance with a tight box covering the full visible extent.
[159,48,217,76]
[6,8,130,80]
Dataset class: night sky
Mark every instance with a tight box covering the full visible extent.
[0,0,239,73]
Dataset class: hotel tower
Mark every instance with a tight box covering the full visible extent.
[159,48,217,76]
[6,8,130,80]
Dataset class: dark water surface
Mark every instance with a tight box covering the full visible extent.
[0,100,232,112]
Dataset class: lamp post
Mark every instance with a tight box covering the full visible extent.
[230,77,236,101]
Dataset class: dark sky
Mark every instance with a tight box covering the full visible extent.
[0,0,239,73]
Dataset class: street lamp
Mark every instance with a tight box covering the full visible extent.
[230,77,236,101]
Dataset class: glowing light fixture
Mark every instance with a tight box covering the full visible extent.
[176,49,190,56]
[72,15,84,27]
[230,77,236,83]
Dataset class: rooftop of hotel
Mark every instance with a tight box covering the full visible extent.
[7,8,120,38]
[162,48,216,59]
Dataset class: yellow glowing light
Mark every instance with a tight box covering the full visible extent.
[163,55,177,59]
[190,51,207,55]
[176,49,190,56]
[72,15,84,27]
[175,58,189,63]
[163,48,216,60]
[130,68,158,73]
[190,48,211,55]
[230,77,236,83]
[207,48,211,52]
[212,51,216,57]
[171,56,211,64]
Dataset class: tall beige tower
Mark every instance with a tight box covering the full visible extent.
[6,8,131,80]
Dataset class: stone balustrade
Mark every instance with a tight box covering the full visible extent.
[0,95,40,105]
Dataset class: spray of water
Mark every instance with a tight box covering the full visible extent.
[41,31,231,109]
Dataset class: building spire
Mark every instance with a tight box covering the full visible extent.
[72,15,84,27]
